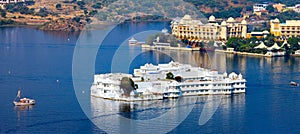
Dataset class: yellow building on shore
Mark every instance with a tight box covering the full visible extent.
[270,18,300,38]
[171,15,247,42]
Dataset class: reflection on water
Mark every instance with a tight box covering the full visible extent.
[14,105,34,111]
[90,94,245,133]
[118,100,175,120]
[14,105,34,125]
[90,96,197,133]
[141,49,228,72]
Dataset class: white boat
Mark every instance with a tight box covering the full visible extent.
[13,90,35,106]
[128,37,137,45]
[290,81,299,86]
[91,61,246,101]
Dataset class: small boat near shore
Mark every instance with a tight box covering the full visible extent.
[290,81,299,87]
[13,90,35,106]
[128,37,137,45]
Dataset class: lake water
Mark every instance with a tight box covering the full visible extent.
[1,22,300,134]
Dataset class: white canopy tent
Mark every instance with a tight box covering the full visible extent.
[268,42,281,50]
[254,42,268,49]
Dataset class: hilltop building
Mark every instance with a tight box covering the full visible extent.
[171,15,247,42]
[270,18,300,38]
[253,3,269,14]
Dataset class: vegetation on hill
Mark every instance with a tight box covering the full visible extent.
[225,36,300,54]
[0,19,15,25]
[185,0,300,13]
[269,11,300,22]
[0,19,25,26]
[5,2,35,15]
[185,0,300,19]
[206,7,243,18]
[0,0,300,31]
[93,0,207,23]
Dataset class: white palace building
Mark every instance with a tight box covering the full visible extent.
[91,61,246,101]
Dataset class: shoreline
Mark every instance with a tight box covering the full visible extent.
[215,49,266,57]
[0,19,170,31]
[141,44,200,51]
[0,24,40,28]
[216,49,300,57]
[141,45,300,58]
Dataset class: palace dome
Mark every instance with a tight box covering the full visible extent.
[182,15,192,20]
[227,17,235,23]
[241,20,247,25]
[221,21,227,26]
[274,18,280,23]
[209,15,216,22]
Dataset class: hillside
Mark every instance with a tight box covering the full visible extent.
[0,0,299,31]
[185,0,299,13]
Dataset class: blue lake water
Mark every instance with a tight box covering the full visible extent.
[0,22,300,134]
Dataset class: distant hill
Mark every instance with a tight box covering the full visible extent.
[1,0,299,31]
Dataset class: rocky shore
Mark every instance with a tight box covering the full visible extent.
[39,18,86,32]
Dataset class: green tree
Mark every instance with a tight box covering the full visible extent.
[0,19,15,25]
[89,10,98,16]
[288,37,300,53]
[146,35,155,46]
[265,35,276,47]
[83,8,88,15]
[56,4,62,10]
[36,8,49,17]
[166,72,174,79]
[1,12,6,18]
[5,4,15,12]
[270,11,300,22]
[207,7,243,18]
[226,37,240,50]
[120,77,135,97]
[266,5,275,13]
[19,6,33,14]
[199,42,204,48]
[77,1,85,9]
[92,2,102,9]
[72,17,81,23]
[85,17,91,23]
[245,6,253,11]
